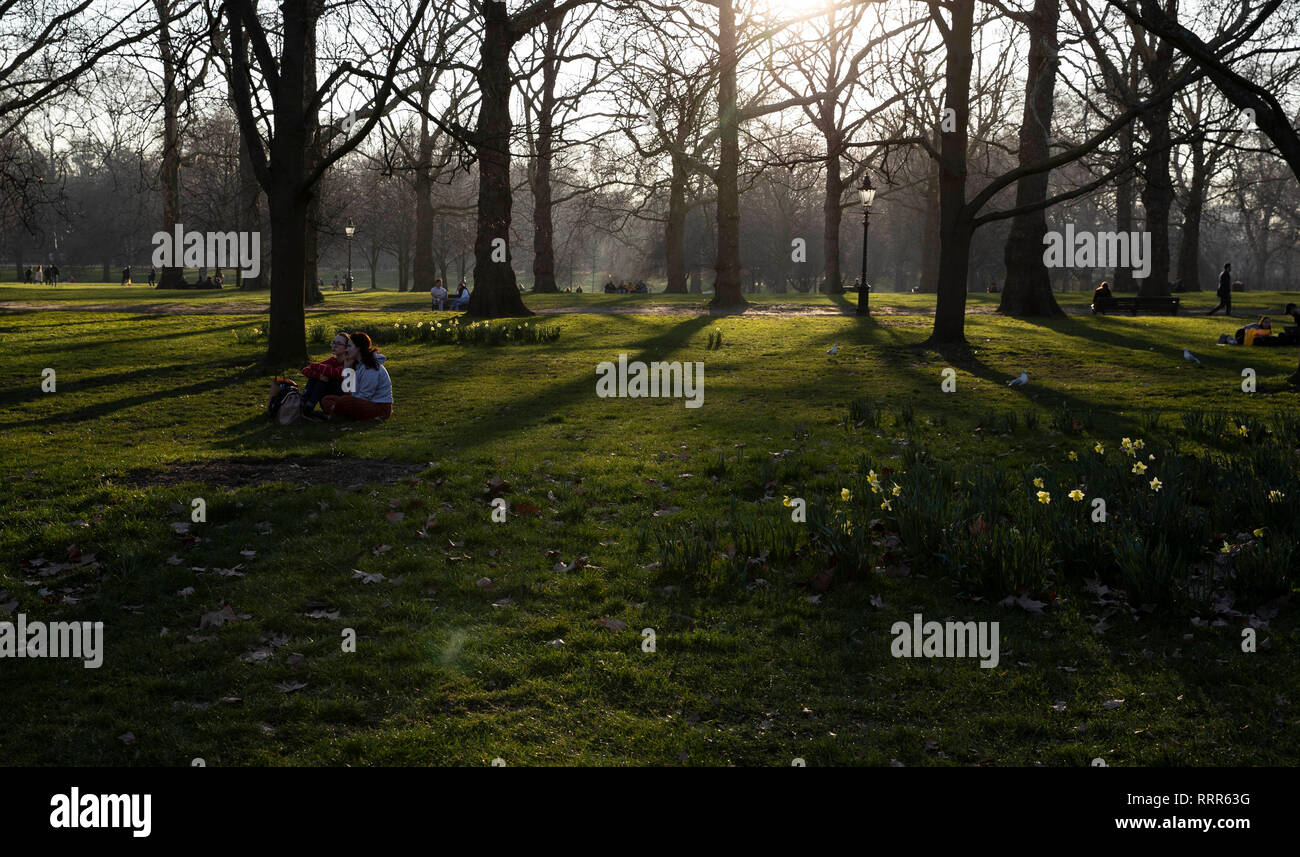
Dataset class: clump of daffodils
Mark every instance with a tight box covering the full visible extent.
[1268,489,1285,502]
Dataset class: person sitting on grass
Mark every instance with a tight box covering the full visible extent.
[321,332,392,421]
[299,331,350,418]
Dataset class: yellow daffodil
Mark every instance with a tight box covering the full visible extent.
[841,488,851,501]
[1036,491,1051,505]
[1221,541,1232,554]
[1121,437,1133,450]
[1133,439,1145,450]
[1068,489,1084,502]
[1149,477,1162,492]
[1253,527,1265,538]
[1238,425,1249,437]
[782,496,792,507]
[1067,451,1078,461]
[1132,462,1147,474]
[891,482,902,497]
[1268,489,1285,502]
[1033,477,1044,489]
[880,499,892,511]
[1094,443,1104,454]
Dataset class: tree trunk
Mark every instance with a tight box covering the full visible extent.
[928,0,975,345]
[708,0,746,309]
[1138,25,1175,297]
[918,155,941,292]
[664,156,688,293]
[1114,126,1136,293]
[1176,135,1205,291]
[261,1,313,367]
[530,13,562,294]
[236,117,263,289]
[998,0,1063,317]
[468,1,532,317]
[821,135,844,294]
[155,0,185,289]
[413,89,436,294]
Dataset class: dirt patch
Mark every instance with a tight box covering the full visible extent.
[124,456,426,489]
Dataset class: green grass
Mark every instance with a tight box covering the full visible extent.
[1,290,1297,766]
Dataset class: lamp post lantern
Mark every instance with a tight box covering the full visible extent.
[345,218,356,291]
[857,174,876,316]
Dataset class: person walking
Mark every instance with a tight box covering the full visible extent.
[1207,263,1233,316]
[121,265,133,286]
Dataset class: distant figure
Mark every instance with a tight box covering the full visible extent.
[575,285,583,293]
[987,281,999,293]
[604,277,616,294]
[1093,280,1113,301]
[215,270,225,286]
[430,277,448,310]
[23,266,33,283]
[333,276,340,290]
[1207,263,1232,316]
[148,266,156,286]
[121,265,132,286]
[36,265,43,283]
[49,264,59,286]
[1242,316,1273,346]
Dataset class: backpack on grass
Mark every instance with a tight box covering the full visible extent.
[267,377,302,425]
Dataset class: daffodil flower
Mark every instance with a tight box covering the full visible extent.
[841,488,851,501]
[1268,489,1285,502]
[1094,443,1104,454]
[1033,477,1044,489]
[782,496,792,507]
[880,499,892,511]
[1149,477,1162,492]
[1238,425,1249,437]
[1068,451,1078,461]
[1132,462,1147,475]
[1068,489,1084,502]
[1253,527,1265,538]
[891,482,901,497]
[1036,491,1051,505]
[1221,541,1232,554]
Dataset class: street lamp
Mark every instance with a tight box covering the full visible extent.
[345,218,356,291]
[857,174,876,316]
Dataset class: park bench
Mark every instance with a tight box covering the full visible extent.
[1091,295,1180,315]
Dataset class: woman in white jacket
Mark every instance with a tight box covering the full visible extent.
[321,331,393,420]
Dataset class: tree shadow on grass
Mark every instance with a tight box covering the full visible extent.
[1,358,261,428]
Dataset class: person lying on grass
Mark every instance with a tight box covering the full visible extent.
[300,331,349,417]
[320,332,392,421]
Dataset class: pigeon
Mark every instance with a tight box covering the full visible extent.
[1183,348,1202,366]
[1007,370,1028,387]
[827,344,838,355]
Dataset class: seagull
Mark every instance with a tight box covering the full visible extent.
[827,344,838,355]
[1183,348,1202,366]
[1007,370,1028,387]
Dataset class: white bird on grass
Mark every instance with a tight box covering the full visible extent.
[1183,348,1202,366]
[827,344,838,355]
[1008,370,1028,387]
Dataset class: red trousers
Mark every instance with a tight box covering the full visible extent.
[321,395,392,421]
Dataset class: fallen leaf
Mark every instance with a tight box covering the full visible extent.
[198,604,240,629]
[513,502,541,517]
[1103,699,1125,710]
[303,609,339,620]
[595,618,628,632]
[475,576,494,589]
[352,570,386,584]
[275,681,308,694]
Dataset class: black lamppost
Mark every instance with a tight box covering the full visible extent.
[345,218,356,291]
[857,174,876,316]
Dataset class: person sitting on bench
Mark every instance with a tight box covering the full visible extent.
[1093,281,1113,302]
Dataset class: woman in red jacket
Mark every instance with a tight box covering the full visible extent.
[300,332,349,418]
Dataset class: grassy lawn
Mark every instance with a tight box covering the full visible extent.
[1,289,1297,766]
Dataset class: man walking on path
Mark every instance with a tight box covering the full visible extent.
[1207,263,1233,316]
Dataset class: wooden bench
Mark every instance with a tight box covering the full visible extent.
[1091,296,1180,315]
